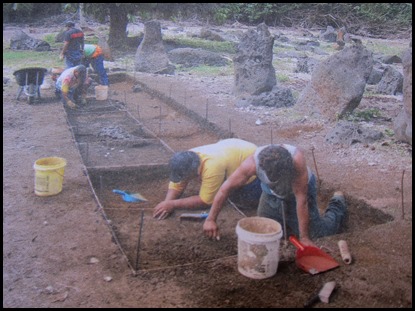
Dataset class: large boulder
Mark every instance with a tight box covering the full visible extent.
[135,20,175,75]
[10,30,51,51]
[376,65,403,95]
[393,48,412,144]
[296,44,373,121]
[233,23,276,97]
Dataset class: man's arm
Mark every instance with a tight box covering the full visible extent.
[291,149,316,247]
[153,194,209,220]
[203,155,256,239]
[59,41,69,60]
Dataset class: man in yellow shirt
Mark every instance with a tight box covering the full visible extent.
[153,138,261,220]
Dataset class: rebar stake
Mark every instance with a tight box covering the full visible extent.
[311,146,321,189]
[134,209,145,273]
[401,169,405,220]
[228,118,232,137]
[136,103,140,119]
[270,127,273,144]
[159,105,162,136]
[84,142,89,166]
[206,99,209,120]
[99,175,103,199]
[124,91,127,106]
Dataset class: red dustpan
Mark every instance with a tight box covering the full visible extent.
[289,236,339,275]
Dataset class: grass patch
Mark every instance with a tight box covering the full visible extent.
[164,35,236,54]
[3,49,63,69]
[344,108,382,121]
[277,73,290,82]
[177,64,233,76]
[365,40,407,56]
[273,58,294,71]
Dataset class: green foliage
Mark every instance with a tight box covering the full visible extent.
[164,35,236,54]
[276,73,290,83]
[355,3,412,25]
[3,50,61,69]
[345,108,382,122]
[3,3,62,22]
[384,128,394,137]
[178,64,233,77]
[365,40,407,57]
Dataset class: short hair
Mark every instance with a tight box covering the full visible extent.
[74,65,87,83]
[258,145,294,183]
[169,151,200,183]
[65,21,75,28]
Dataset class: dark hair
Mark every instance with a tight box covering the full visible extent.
[65,21,75,28]
[258,145,294,182]
[169,151,200,183]
[75,65,87,84]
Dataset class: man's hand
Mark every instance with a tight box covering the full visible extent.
[153,201,174,220]
[299,236,317,248]
[203,219,220,240]
[66,100,76,109]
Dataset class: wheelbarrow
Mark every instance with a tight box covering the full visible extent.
[13,67,47,104]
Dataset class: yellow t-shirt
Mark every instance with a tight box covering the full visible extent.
[169,138,257,204]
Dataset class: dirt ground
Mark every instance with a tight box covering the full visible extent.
[3,20,412,308]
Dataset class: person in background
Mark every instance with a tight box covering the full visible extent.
[55,65,91,109]
[153,138,262,220]
[82,44,109,86]
[59,21,84,68]
[203,144,347,246]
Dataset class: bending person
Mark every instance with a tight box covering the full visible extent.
[153,138,262,220]
[203,144,347,247]
[55,65,91,109]
[82,44,109,86]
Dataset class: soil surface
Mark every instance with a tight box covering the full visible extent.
[3,20,412,308]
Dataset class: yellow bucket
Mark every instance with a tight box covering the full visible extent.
[95,85,108,100]
[33,157,67,196]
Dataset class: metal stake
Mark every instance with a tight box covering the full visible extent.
[205,99,209,120]
[84,142,89,165]
[311,146,320,190]
[281,201,288,246]
[159,105,162,135]
[99,175,103,199]
[401,169,405,220]
[135,209,145,271]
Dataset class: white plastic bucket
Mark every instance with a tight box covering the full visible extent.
[33,157,67,196]
[235,216,283,279]
[95,85,108,100]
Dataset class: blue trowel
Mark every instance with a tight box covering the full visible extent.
[179,212,209,221]
[112,189,147,203]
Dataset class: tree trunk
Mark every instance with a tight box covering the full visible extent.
[79,3,86,28]
[108,5,129,48]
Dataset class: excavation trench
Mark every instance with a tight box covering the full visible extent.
[65,73,393,274]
